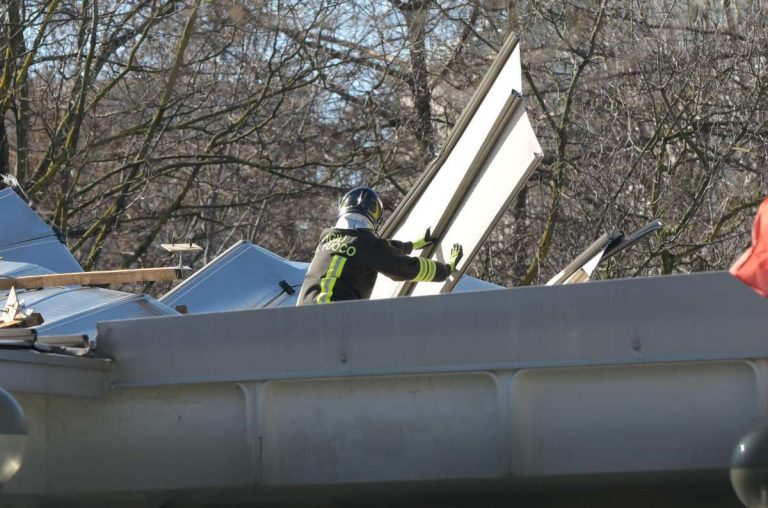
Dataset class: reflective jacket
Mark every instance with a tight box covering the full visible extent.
[297,228,452,305]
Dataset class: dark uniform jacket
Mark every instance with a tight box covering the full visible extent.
[298,228,453,305]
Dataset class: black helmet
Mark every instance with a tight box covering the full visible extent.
[338,186,383,226]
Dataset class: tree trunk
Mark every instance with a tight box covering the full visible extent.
[400,1,435,160]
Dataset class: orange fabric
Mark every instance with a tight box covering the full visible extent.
[730,197,768,297]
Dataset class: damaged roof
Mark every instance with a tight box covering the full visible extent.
[0,183,179,341]
[0,180,503,346]
[160,241,503,315]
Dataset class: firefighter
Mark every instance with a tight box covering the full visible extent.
[297,186,463,305]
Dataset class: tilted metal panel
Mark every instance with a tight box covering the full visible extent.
[0,188,56,244]
[0,188,82,273]
[35,293,179,337]
[0,239,83,274]
[160,241,307,314]
[453,275,502,292]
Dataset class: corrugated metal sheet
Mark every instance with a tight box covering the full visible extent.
[2,286,180,337]
[160,241,307,313]
[0,188,82,273]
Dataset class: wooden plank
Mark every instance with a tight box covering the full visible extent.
[160,243,203,253]
[0,267,185,290]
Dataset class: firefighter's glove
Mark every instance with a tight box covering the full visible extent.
[449,244,463,272]
[411,228,434,250]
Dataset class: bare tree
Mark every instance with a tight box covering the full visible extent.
[2,0,765,291]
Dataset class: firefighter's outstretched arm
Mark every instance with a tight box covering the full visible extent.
[369,238,460,283]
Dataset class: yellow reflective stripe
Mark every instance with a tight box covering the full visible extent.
[424,259,436,281]
[414,257,426,281]
[325,256,346,300]
[316,255,347,303]
[411,257,438,282]
[316,256,339,303]
[316,256,340,303]
[315,257,336,304]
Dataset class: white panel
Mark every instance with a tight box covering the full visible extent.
[547,249,605,285]
[260,373,505,485]
[371,44,541,299]
[370,46,522,299]
[412,109,541,296]
[511,362,759,476]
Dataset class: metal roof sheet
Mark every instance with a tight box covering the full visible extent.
[0,188,82,273]
[0,260,55,278]
[0,238,83,274]
[160,241,307,313]
[1,286,178,338]
[454,276,503,292]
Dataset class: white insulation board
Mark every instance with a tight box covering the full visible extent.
[371,44,541,299]
[412,108,541,296]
